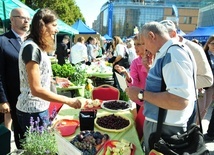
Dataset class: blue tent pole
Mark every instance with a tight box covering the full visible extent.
[2,0,7,32]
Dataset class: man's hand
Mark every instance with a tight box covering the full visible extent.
[125,86,141,101]
[142,50,154,71]
[0,102,10,113]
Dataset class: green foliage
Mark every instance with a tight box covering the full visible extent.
[51,63,87,86]
[119,90,129,101]
[84,89,92,99]
[22,0,85,25]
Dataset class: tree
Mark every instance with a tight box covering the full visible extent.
[21,0,85,25]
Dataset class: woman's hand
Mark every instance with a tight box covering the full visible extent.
[114,65,126,73]
[56,77,71,88]
[67,98,82,109]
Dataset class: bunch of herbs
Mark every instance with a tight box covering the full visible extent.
[51,63,87,86]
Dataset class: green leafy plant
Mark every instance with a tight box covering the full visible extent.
[51,63,76,78]
[69,65,87,86]
[51,63,63,77]
[21,117,58,155]
[84,89,92,99]
[119,90,129,101]
[51,63,87,86]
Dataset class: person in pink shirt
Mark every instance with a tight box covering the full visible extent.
[114,35,154,141]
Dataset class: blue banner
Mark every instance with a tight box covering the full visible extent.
[108,2,113,38]
[172,5,179,28]
[172,5,179,18]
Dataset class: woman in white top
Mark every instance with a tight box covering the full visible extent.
[16,8,81,138]
[126,39,137,64]
[69,36,88,65]
[87,36,96,62]
[199,35,214,121]
[112,36,126,66]
[112,36,128,88]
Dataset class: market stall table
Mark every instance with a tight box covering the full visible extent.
[87,75,114,87]
[53,99,143,155]
[85,61,113,86]
[87,72,113,79]
[56,85,85,97]
[49,56,58,64]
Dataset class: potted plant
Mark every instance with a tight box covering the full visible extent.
[21,117,58,155]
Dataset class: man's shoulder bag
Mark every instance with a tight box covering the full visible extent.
[149,110,209,155]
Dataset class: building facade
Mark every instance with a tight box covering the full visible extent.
[198,4,214,27]
[92,0,213,38]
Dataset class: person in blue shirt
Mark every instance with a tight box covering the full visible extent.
[125,21,196,154]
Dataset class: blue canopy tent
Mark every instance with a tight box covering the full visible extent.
[184,26,214,43]
[71,19,96,34]
[103,34,112,41]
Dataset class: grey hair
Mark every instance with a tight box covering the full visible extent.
[159,20,177,33]
[141,21,169,38]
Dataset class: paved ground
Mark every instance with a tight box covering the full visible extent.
[9,105,214,154]
[202,105,214,155]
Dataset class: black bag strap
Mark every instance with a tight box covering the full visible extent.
[155,81,167,141]
[155,44,202,142]
[195,86,203,133]
[124,46,129,58]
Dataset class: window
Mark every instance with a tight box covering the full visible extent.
[183,17,192,24]
[0,19,3,34]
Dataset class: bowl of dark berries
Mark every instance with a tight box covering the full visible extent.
[70,130,109,155]
[101,100,132,112]
[95,114,132,132]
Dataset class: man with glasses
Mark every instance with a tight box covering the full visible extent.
[0,8,30,151]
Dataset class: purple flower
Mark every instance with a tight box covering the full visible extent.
[30,126,34,133]
[39,126,45,134]
[30,121,34,128]
[37,117,40,123]
[30,117,34,127]
[36,125,40,132]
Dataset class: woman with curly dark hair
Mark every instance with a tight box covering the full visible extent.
[198,35,214,120]
[16,8,81,138]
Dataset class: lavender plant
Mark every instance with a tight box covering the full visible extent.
[21,109,58,155]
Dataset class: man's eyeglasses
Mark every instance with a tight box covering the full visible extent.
[13,16,31,21]
[134,43,142,46]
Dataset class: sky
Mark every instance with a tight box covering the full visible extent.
[75,0,108,28]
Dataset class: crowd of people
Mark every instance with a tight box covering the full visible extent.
[55,35,104,66]
[0,7,214,155]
